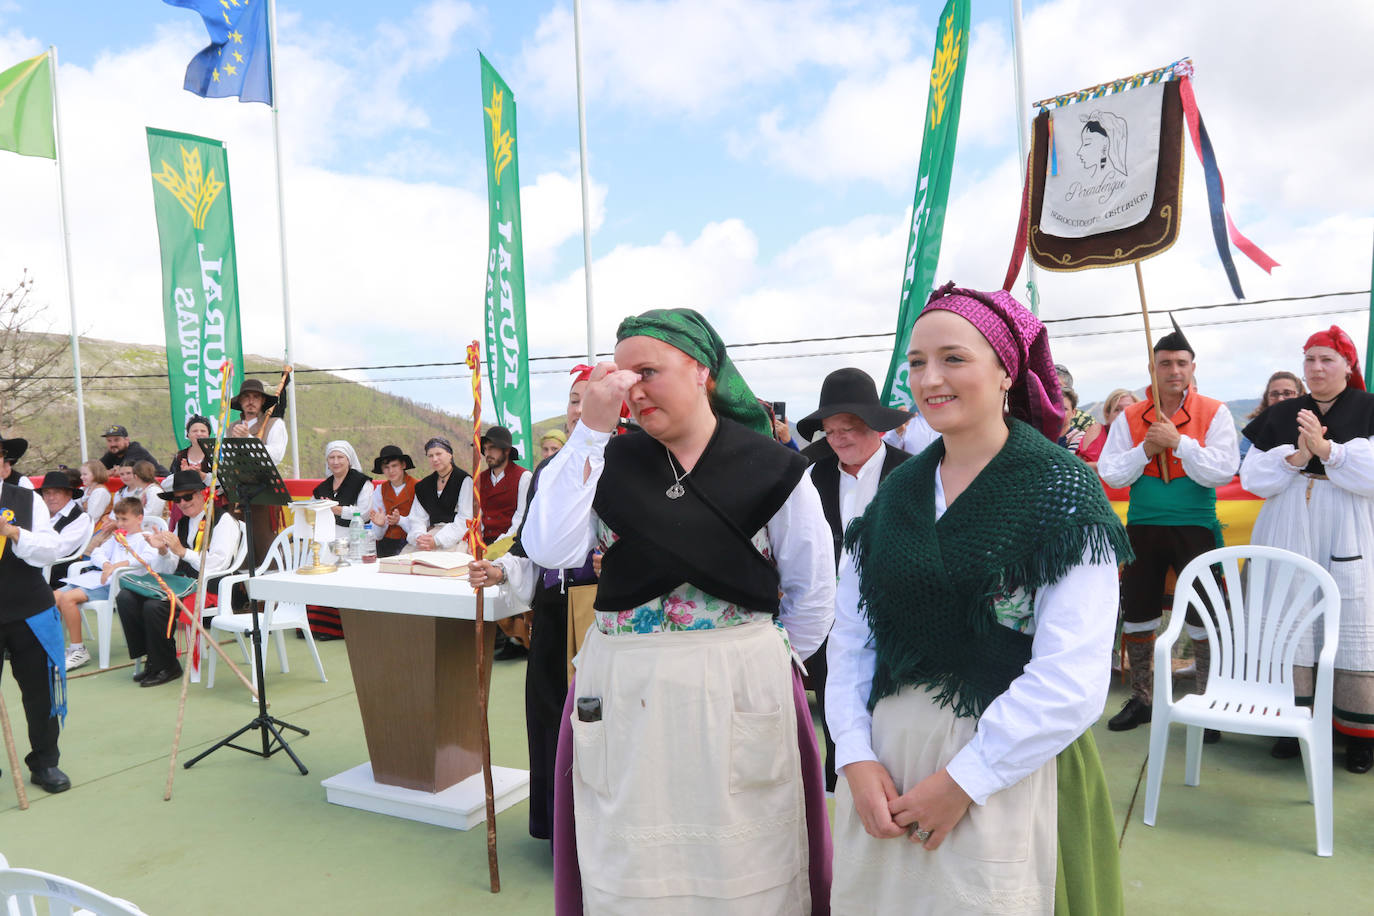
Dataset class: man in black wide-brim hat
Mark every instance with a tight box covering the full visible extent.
[797,367,914,791]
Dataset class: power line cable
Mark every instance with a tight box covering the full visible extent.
[17,289,1370,383]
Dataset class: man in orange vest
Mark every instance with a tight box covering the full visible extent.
[1098,317,1239,735]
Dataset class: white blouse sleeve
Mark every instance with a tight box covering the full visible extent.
[265,420,288,465]
[1239,441,1301,498]
[944,552,1119,806]
[1323,435,1374,498]
[826,547,878,772]
[405,500,431,545]
[521,421,607,570]
[54,511,93,559]
[1095,415,1147,488]
[495,552,538,610]
[766,472,835,661]
[1176,407,1240,486]
[5,484,61,566]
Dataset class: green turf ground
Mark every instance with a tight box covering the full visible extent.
[4,633,1373,914]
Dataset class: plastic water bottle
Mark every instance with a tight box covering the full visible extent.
[362,522,377,563]
[348,509,366,561]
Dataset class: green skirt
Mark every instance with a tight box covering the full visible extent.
[1054,730,1123,916]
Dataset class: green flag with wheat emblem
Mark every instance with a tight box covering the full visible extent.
[480,53,534,469]
[881,0,970,410]
[146,128,245,449]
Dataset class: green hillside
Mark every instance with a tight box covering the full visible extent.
[3,333,563,479]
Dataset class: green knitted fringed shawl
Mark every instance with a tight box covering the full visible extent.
[845,418,1133,719]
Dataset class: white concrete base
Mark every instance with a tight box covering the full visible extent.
[321,762,530,831]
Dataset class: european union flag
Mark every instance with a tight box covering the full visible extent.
[164,0,272,105]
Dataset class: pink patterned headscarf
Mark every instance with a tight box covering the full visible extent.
[919,282,1065,441]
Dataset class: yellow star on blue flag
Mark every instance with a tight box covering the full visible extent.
[163,0,272,105]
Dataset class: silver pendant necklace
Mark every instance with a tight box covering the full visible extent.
[665,448,687,499]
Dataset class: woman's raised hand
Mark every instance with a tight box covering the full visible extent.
[580,361,639,433]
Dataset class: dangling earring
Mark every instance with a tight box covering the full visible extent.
[1003,390,1010,413]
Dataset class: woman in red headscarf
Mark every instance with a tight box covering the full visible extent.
[1242,325,1374,773]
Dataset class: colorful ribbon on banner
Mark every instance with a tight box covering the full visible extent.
[1005,64,1278,297]
[1033,58,1194,109]
[1177,76,1280,298]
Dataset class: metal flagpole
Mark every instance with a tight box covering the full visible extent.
[573,0,597,364]
[1008,0,1040,314]
[267,0,301,475]
[1365,227,1374,390]
[48,46,89,462]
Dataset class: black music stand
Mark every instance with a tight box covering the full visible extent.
[184,437,309,775]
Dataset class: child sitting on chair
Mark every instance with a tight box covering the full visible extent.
[54,497,160,671]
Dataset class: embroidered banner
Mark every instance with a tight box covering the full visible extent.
[1026,79,1184,272]
[1039,82,1163,238]
[479,53,533,468]
[146,128,245,448]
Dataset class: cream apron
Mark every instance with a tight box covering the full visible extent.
[833,687,1058,915]
[570,620,808,915]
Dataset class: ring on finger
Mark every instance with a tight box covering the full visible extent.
[915,827,933,843]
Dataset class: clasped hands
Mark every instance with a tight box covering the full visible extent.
[842,760,973,851]
[1287,408,1332,466]
[148,529,187,557]
[1142,418,1181,457]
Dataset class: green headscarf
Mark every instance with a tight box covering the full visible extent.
[615,308,772,438]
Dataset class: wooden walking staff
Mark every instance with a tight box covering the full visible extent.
[465,340,500,893]
[111,530,260,701]
[1133,263,1171,483]
[165,359,237,800]
[0,687,29,810]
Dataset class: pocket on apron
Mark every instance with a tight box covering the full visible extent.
[1328,555,1365,600]
[572,717,609,797]
[729,705,788,794]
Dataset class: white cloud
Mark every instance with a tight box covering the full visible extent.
[515,0,917,118]
[0,13,603,419]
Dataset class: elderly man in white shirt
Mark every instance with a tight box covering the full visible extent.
[37,470,94,579]
[797,367,914,792]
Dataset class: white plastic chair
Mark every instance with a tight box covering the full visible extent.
[207,528,327,691]
[1143,545,1341,856]
[69,563,140,672]
[0,853,147,915]
[41,549,85,591]
[185,520,249,684]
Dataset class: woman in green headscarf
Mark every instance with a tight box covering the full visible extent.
[523,308,835,915]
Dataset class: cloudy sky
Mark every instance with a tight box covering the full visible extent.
[1,0,1371,439]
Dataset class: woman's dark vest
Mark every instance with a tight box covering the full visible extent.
[313,470,370,531]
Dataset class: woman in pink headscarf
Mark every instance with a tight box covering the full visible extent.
[1242,325,1374,773]
[827,284,1130,914]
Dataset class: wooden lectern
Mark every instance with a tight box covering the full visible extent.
[247,563,530,828]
